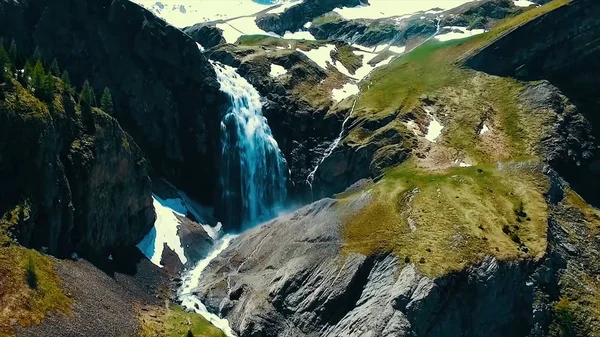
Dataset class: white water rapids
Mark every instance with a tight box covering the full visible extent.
[178,234,238,336]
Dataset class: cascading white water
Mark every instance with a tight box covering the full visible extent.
[176,62,290,336]
[306,98,358,188]
[178,234,238,336]
[213,61,288,229]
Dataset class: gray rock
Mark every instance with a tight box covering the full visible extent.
[196,195,545,337]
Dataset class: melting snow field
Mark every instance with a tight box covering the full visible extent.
[137,196,188,267]
[282,30,316,40]
[480,124,490,135]
[513,0,537,7]
[132,0,267,27]
[270,64,287,77]
[132,0,304,28]
[435,26,486,42]
[332,83,360,102]
[333,0,474,20]
[178,234,238,337]
[353,51,394,81]
[425,117,444,142]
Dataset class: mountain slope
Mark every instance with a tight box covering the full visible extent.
[193,1,600,336]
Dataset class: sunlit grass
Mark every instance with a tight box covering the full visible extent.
[340,159,549,277]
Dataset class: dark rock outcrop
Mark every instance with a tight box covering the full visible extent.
[0,81,154,259]
[183,24,226,49]
[255,0,365,36]
[0,0,229,205]
[465,0,600,205]
[309,16,436,48]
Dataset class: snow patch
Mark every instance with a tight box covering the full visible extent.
[132,0,269,28]
[353,51,394,81]
[425,116,444,143]
[480,124,490,135]
[270,64,287,77]
[137,196,188,267]
[299,44,337,70]
[283,30,315,40]
[333,0,474,20]
[303,21,312,28]
[196,42,205,51]
[513,0,537,7]
[332,83,360,102]
[436,26,486,42]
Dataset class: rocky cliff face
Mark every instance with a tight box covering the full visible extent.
[193,171,598,337]
[0,79,154,259]
[0,0,229,205]
[465,0,600,205]
[255,0,365,36]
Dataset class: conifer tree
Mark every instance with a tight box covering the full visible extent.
[31,60,45,90]
[100,87,113,115]
[79,79,95,108]
[49,59,60,76]
[31,60,54,102]
[60,70,71,91]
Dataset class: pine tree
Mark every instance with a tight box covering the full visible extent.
[100,87,113,115]
[186,329,194,337]
[8,39,17,65]
[31,60,54,102]
[60,70,70,91]
[49,59,60,76]
[79,79,96,108]
[31,60,45,91]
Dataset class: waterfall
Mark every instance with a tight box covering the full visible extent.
[212,61,288,229]
[306,98,358,188]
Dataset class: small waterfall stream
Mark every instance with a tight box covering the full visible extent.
[305,16,444,193]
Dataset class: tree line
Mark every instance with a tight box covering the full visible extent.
[0,38,114,116]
